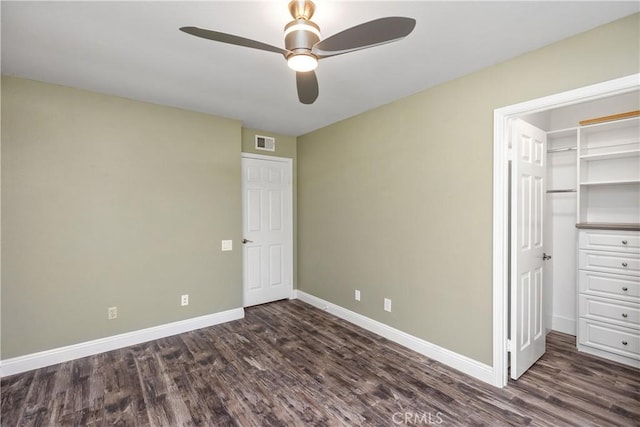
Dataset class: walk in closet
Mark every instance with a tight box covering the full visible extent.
[519,90,639,368]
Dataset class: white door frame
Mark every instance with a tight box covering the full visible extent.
[492,73,639,388]
[241,152,294,305]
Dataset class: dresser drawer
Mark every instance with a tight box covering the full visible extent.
[579,250,640,276]
[578,319,640,360]
[579,295,640,329]
[579,271,640,302]
[579,230,640,253]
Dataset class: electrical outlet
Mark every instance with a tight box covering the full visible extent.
[355,290,361,301]
[108,306,117,320]
[384,298,392,312]
[181,294,189,306]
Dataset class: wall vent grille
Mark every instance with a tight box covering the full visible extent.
[255,135,275,151]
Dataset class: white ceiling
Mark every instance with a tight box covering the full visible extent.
[2,1,638,136]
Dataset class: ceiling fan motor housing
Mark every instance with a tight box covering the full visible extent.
[284,19,320,58]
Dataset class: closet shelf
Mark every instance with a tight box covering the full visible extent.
[579,111,640,127]
[580,179,640,186]
[547,127,578,138]
[580,148,640,161]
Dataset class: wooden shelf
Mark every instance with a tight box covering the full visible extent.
[579,111,640,126]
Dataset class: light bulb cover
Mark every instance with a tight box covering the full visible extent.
[287,53,318,72]
[284,21,321,38]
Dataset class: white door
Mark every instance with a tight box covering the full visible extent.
[241,155,293,307]
[510,119,547,380]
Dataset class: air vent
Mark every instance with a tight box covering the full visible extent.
[255,135,276,152]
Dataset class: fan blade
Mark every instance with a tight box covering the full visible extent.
[313,17,416,56]
[180,27,289,56]
[296,71,319,104]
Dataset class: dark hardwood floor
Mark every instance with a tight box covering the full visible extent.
[2,299,639,426]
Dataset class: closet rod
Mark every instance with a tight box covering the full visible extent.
[546,189,577,194]
[547,147,577,153]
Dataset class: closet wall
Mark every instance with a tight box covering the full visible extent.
[522,90,639,336]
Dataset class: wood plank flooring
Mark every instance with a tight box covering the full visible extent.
[2,299,639,426]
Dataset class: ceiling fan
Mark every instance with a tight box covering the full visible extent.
[180,0,416,105]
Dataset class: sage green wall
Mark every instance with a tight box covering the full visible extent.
[241,128,298,288]
[296,14,640,365]
[1,76,243,359]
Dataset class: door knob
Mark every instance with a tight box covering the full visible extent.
[542,253,552,261]
[242,238,253,244]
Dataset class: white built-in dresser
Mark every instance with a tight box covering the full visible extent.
[576,112,640,368]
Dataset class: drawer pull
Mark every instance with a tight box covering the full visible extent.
[621,240,628,245]
[622,341,628,346]
[622,313,628,318]
[622,287,629,291]
[622,262,628,267]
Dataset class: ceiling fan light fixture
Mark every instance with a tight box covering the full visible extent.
[287,53,318,72]
[180,0,416,105]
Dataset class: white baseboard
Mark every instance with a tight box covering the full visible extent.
[293,290,495,385]
[0,307,245,377]
[3,294,497,385]
[552,315,576,336]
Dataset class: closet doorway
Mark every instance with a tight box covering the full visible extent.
[492,74,639,387]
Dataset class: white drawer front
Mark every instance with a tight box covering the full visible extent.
[579,251,640,276]
[579,295,640,329]
[579,271,640,301]
[578,319,640,360]
[579,230,640,253]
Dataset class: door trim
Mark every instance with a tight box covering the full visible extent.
[241,153,294,306]
[242,152,291,163]
[492,73,639,387]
